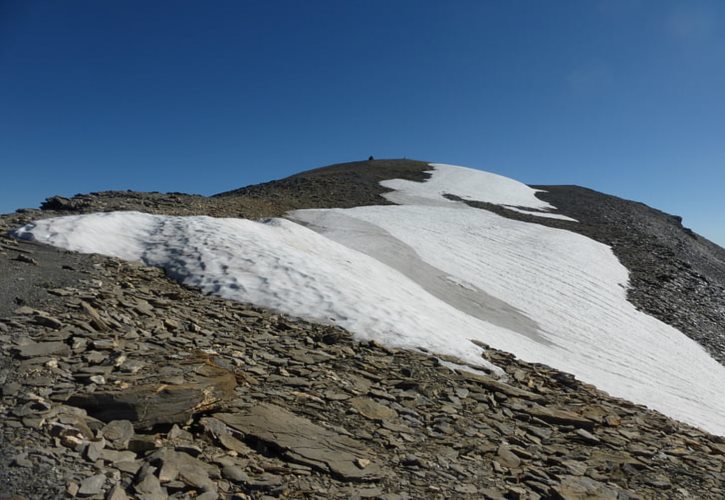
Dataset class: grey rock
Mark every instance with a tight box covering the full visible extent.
[350,397,398,421]
[217,403,384,481]
[2,381,21,396]
[41,195,88,211]
[573,428,600,444]
[78,473,106,497]
[525,405,596,430]
[33,314,64,329]
[552,475,620,499]
[102,419,135,449]
[150,449,218,491]
[99,449,137,464]
[17,341,70,358]
[458,370,545,401]
[105,484,129,500]
[14,254,38,265]
[167,424,193,441]
[134,472,166,500]
[11,453,32,468]
[113,459,142,475]
[222,464,248,483]
[496,444,521,469]
[196,492,219,500]
[85,439,105,462]
[245,473,283,490]
[178,467,215,492]
[128,435,159,453]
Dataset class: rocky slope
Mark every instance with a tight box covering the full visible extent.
[1,159,724,499]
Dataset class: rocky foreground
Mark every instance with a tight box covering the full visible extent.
[1,160,724,499]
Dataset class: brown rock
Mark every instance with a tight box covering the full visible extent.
[105,484,129,500]
[78,474,106,497]
[67,357,236,429]
[496,444,521,469]
[81,301,110,332]
[525,405,595,430]
[350,397,398,421]
[101,420,135,449]
[216,403,384,481]
[17,341,70,358]
[33,314,64,329]
[14,254,38,265]
[551,475,620,499]
[150,449,217,491]
[134,471,166,500]
[458,371,545,401]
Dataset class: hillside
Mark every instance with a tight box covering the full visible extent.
[1,160,724,499]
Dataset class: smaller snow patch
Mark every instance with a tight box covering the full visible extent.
[381,163,576,221]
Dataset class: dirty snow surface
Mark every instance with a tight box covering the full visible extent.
[15,163,725,435]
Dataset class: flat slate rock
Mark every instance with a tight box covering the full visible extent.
[457,370,545,401]
[552,474,621,499]
[526,405,595,430]
[68,359,236,429]
[16,341,70,358]
[350,397,398,421]
[216,403,384,482]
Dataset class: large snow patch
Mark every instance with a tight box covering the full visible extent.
[14,164,725,435]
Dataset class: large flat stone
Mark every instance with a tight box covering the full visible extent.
[68,359,236,429]
[551,475,620,499]
[216,403,384,482]
[458,370,545,401]
[17,341,70,358]
[526,405,595,430]
[350,397,398,421]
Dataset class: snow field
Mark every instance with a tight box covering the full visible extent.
[14,163,725,435]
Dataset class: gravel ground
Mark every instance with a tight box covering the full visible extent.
[0,238,97,318]
[0,233,106,498]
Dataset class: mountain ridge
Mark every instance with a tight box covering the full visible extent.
[1,159,724,498]
[17,159,725,363]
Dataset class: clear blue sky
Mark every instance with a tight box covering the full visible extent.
[2,1,724,245]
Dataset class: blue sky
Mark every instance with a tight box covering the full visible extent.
[1,1,724,245]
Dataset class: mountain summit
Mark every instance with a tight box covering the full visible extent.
[2,160,724,498]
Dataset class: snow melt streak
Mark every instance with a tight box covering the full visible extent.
[15,163,725,435]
